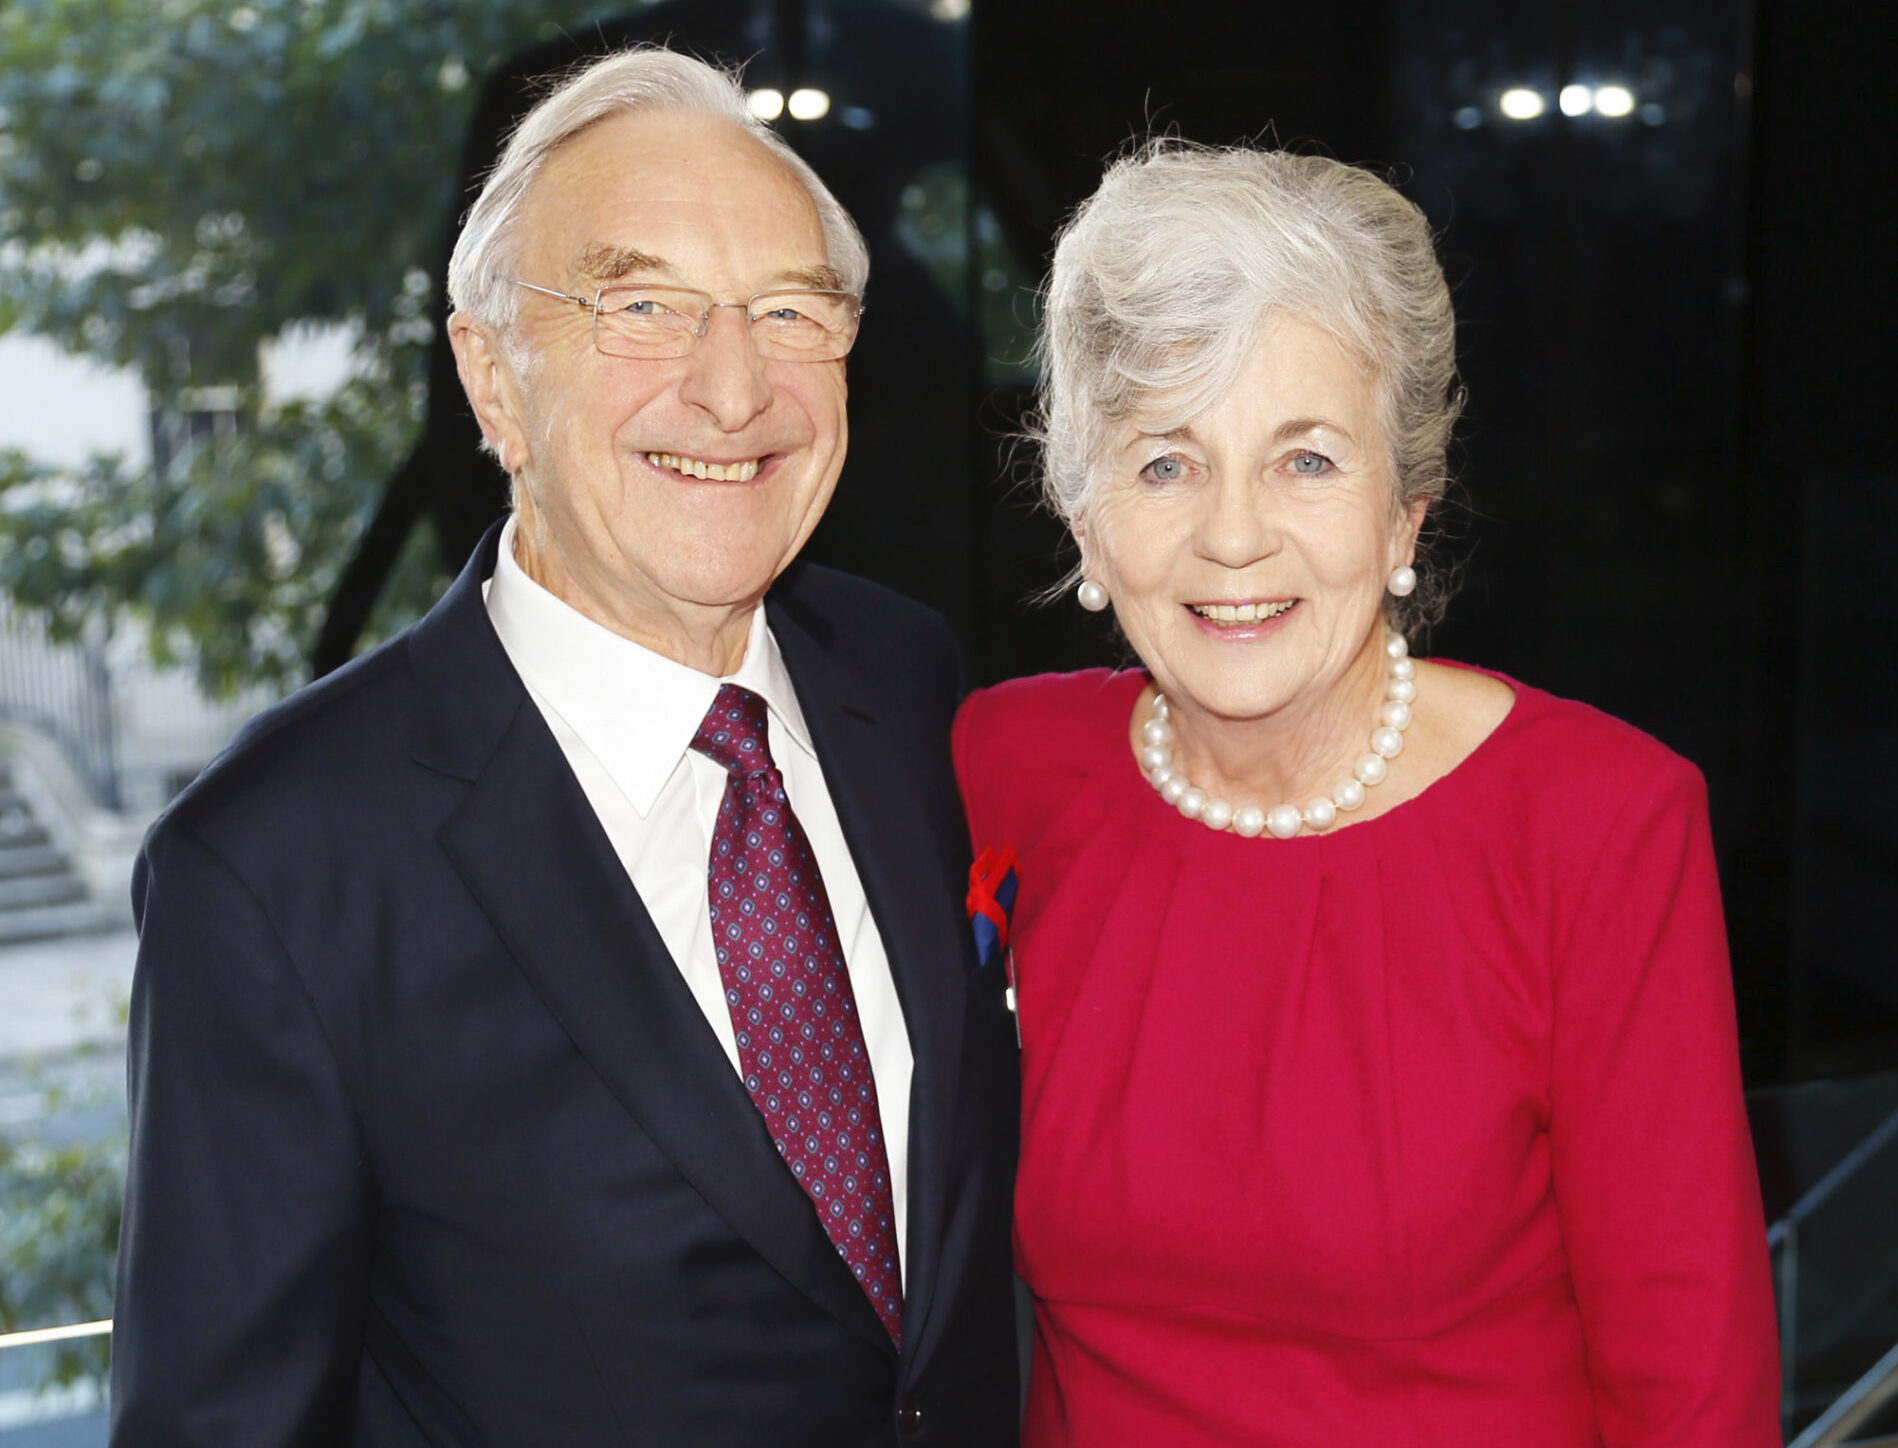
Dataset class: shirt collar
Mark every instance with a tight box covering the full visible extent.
[484,515,815,815]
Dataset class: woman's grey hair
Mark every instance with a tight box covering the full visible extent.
[1036,140,1464,631]
[446,46,870,332]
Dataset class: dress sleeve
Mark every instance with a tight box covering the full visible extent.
[951,689,993,844]
[1547,757,1780,1446]
[111,819,373,1447]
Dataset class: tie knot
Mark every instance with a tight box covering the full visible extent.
[692,683,775,776]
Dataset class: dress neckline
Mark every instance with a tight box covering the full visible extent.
[1100,662,1528,846]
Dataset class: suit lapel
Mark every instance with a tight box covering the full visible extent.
[411,529,891,1356]
[768,593,970,1363]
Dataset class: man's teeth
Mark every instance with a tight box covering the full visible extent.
[1190,600,1296,623]
[645,452,761,482]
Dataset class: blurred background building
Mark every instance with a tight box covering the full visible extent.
[0,0,1892,1441]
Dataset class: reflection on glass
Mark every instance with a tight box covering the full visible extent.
[892,163,1037,386]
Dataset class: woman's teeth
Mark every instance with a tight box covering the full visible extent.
[1190,600,1296,624]
[646,452,760,482]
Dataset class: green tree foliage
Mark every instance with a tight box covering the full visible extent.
[0,0,624,691]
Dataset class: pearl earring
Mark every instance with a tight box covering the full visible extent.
[1077,579,1110,612]
[1386,565,1417,598]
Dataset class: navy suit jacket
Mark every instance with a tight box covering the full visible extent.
[110,526,1021,1446]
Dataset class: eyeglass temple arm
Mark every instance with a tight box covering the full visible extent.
[507,278,595,311]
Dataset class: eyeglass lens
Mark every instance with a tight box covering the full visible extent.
[593,286,859,360]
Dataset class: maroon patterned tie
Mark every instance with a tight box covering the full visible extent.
[692,684,904,1346]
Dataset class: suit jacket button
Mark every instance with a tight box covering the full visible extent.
[897,1390,923,1435]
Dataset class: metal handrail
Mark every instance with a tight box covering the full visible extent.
[0,1320,112,1350]
[1769,1105,1898,1249]
[1771,1103,1898,1440]
[1790,1338,1898,1448]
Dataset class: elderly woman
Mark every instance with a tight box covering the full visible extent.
[953,144,1780,1446]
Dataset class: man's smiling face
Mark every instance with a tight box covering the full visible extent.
[452,109,849,671]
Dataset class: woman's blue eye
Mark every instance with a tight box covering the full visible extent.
[1291,451,1331,475]
[1144,456,1184,482]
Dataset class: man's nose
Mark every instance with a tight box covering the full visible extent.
[676,305,773,430]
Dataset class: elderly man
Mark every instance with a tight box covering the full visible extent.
[109,48,1019,1447]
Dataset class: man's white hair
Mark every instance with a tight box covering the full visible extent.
[447,46,870,330]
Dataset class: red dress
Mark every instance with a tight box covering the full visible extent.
[953,667,1780,1448]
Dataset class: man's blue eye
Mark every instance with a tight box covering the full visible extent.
[1291,451,1330,475]
[1145,456,1184,482]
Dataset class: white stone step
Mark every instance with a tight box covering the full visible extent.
[0,844,70,880]
[0,900,121,947]
[0,873,88,911]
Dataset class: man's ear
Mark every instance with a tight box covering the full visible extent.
[447,312,531,475]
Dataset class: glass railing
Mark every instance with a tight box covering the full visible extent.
[0,959,126,1448]
[4,1072,1898,1448]
[0,1320,110,1445]
[1750,1069,1898,1445]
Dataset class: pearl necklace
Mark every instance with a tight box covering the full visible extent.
[1140,633,1418,839]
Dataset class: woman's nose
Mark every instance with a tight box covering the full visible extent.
[1194,473,1279,568]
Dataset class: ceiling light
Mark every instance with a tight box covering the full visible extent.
[787,88,830,121]
[1559,84,1593,116]
[1593,85,1636,118]
[747,88,784,121]
[1499,88,1545,121]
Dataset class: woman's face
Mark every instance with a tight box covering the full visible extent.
[1083,315,1423,732]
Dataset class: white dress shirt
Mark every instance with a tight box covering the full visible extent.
[484,517,913,1274]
